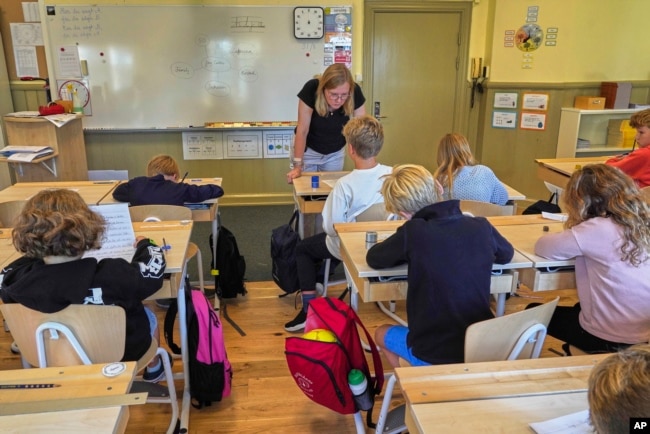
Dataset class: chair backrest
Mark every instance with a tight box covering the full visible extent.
[355,202,389,222]
[0,303,126,367]
[128,204,192,222]
[460,200,513,217]
[87,169,129,181]
[0,200,26,227]
[464,297,559,363]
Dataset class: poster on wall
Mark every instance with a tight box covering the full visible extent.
[492,111,517,129]
[494,92,518,109]
[324,7,352,68]
[520,112,546,131]
[522,93,549,111]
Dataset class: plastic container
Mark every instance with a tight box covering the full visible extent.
[348,369,373,411]
[72,90,83,114]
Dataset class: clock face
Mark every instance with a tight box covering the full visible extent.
[58,80,90,107]
[293,7,324,39]
[515,24,544,52]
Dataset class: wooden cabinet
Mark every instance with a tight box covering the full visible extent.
[1,115,88,182]
[556,108,639,158]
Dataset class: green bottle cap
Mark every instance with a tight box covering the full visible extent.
[348,369,365,385]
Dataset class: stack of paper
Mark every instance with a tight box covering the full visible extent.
[576,138,590,149]
[0,146,54,162]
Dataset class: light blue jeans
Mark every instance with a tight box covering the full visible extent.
[303,147,345,172]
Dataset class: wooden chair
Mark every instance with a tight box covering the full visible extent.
[374,297,559,434]
[128,205,205,301]
[0,303,179,434]
[0,200,26,227]
[459,200,514,217]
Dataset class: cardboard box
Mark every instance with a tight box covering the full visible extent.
[600,82,632,109]
[574,96,606,110]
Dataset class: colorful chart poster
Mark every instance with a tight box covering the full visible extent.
[324,7,352,69]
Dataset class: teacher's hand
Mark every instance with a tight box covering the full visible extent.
[286,167,302,184]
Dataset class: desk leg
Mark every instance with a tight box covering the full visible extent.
[298,210,304,239]
[178,272,191,433]
[495,293,506,317]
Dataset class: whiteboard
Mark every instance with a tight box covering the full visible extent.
[41,4,328,129]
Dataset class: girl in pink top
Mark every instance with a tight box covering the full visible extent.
[534,164,650,353]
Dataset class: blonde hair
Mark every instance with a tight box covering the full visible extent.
[381,164,440,215]
[12,189,105,258]
[629,108,650,129]
[146,154,180,178]
[562,164,650,266]
[433,133,477,199]
[314,64,356,117]
[342,115,384,159]
[588,344,650,434]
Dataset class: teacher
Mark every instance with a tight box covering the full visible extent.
[286,63,366,184]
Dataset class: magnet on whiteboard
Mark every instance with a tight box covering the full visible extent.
[81,60,89,76]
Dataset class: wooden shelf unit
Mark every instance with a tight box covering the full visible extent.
[2,115,88,182]
[556,108,640,158]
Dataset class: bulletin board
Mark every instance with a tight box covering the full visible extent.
[40,4,350,129]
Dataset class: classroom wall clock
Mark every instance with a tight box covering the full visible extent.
[293,7,324,39]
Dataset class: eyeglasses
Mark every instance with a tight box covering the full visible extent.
[326,91,350,101]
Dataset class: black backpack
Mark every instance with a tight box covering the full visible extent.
[164,285,232,408]
[270,210,300,294]
[209,226,247,299]
[522,192,562,215]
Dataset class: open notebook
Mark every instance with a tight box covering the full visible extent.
[82,203,136,262]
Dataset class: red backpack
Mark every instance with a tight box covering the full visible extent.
[285,297,384,424]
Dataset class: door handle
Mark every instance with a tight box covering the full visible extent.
[373,101,387,119]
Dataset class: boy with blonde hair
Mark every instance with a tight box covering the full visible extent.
[367,164,514,367]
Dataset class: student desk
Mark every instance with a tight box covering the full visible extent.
[335,224,533,318]
[535,157,608,190]
[0,180,120,206]
[103,177,223,268]
[0,228,19,270]
[295,172,526,238]
[493,220,576,291]
[0,361,142,433]
[395,353,608,434]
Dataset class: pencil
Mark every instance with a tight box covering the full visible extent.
[180,171,188,183]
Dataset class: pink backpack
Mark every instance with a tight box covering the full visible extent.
[285,297,384,424]
[165,287,232,408]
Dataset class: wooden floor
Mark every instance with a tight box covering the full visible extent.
[0,281,578,434]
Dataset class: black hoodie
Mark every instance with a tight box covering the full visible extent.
[0,239,165,361]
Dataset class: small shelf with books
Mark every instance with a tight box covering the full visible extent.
[1,114,87,181]
[556,108,640,158]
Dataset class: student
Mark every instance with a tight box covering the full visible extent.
[0,189,170,382]
[367,164,514,367]
[113,154,224,205]
[284,115,391,332]
[286,63,366,184]
[588,344,650,434]
[605,108,650,188]
[433,133,508,205]
[533,164,650,354]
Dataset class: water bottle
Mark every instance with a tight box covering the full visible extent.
[348,369,373,411]
[72,90,83,114]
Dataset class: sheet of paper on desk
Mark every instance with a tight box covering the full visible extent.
[323,179,337,188]
[83,203,136,263]
[529,409,595,434]
[542,211,568,222]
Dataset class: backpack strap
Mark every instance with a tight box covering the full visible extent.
[163,297,182,355]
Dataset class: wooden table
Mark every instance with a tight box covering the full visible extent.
[336,223,533,317]
[536,157,608,190]
[0,181,120,206]
[102,177,222,268]
[0,228,19,270]
[295,171,525,238]
[0,362,142,433]
[396,353,608,434]
[493,219,576,291]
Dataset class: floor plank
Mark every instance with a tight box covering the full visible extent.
[0,281,578,433]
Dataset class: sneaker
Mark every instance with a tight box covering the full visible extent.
[143,351,173,383]
[10,341,20,354]
[155,298,174,309]
[284,309,307,332]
